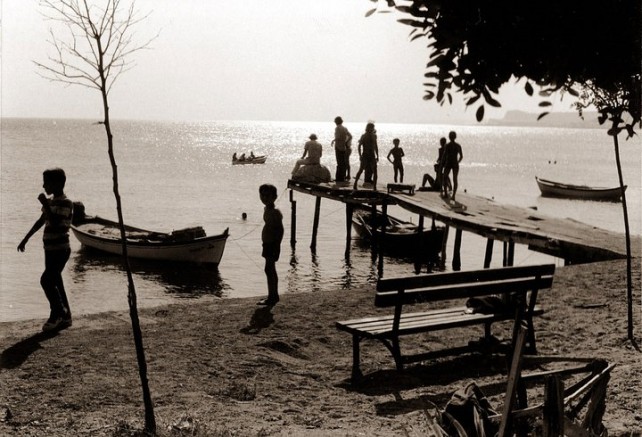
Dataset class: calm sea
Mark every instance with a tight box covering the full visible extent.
[1,118,640,322]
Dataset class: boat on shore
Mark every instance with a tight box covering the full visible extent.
[232,155,267,165]
[351,208,445,259]
[71,215,229,265]
[535,176,626,201]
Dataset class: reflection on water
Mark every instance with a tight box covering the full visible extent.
[71,248,228,298]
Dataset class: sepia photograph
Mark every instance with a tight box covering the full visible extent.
[1,1,640,435]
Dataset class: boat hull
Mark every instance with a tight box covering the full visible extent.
[71,217,229,265]
[351,210,444,258]
[232,156,267,165]
[536,177,626,201]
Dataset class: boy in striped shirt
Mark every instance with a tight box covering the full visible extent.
[18,168,74,332]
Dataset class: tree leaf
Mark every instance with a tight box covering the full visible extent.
[426,55,445,68]
[537,112,550,121]
[397,18,426,28]
[365,8,377,17]
[466,94,481,105]
[485,95,501,108]
[476,105,485,121]
[524,81,534,96]
[567,87,579,97]
[538,101,552,107]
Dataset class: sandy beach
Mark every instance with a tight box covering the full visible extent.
[1,258,640,436]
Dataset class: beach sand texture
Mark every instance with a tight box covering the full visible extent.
[1,258,640,436]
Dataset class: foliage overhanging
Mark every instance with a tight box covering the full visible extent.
[369,0,641,130]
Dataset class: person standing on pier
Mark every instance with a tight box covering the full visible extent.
[257,184,284,306]
[333,116,352,182]
[442,131,463,200]
[353,122,379,191]
[386,138,405,183]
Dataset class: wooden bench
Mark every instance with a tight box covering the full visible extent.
[387,183,415,195]
[336,264,555,381]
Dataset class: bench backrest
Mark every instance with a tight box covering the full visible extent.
[375,264,555,308]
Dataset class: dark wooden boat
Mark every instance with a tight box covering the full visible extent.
[72,216,229,265]
[351,209,445,258]
[536,176,626,201]
[232,155,267,165]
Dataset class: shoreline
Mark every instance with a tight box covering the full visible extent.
[1,258,641,436]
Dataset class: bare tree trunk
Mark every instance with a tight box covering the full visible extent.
[99,70,156,434]
[611,127,634,342]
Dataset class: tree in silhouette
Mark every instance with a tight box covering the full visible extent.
[368,0,640,341]
[36,0,158,432]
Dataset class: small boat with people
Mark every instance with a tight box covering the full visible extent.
[232,152,267,165]
[71,205,229,265]
[535,176,626,202]
[351,208,445,259]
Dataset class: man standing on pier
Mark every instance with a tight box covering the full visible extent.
[333,116,352,182]
[442,131,463,201]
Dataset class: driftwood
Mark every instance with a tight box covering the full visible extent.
[491,352,613,436]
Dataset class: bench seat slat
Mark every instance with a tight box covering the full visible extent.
[337,306,470,327]
[336,306,544,338]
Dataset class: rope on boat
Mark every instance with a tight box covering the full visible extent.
[231,239,264,271]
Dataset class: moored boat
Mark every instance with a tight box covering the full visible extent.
[351,208,445,259]
[535,176,626,201]
[71,216,229,265]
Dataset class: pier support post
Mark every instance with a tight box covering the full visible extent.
[370,203,378,261]
[289,190,297,249]
[484,238,494,268]
[378,203,387,277]
[345,203,353,256]
[503,240,515,266]
[440,226,450,270]
[452,228,463,271]
[310,196,321,252]
[414,215,425,274]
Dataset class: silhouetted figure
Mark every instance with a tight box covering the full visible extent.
[17,168,74,332]
[387,138,405,183]
[333,116,352,182]
[353,122,379,191]
[442,131,463,200]
[257,184,283,306]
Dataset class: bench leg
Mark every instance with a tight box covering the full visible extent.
[351,335,363,382]
[484,322,492,341]
[392,338,404,371]
[525,317,537,354]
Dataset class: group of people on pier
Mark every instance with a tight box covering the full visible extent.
[291,116,464,200]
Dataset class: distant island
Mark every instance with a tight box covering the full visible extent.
[487,110,602,128]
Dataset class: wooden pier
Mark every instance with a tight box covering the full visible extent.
[287,180,637,270]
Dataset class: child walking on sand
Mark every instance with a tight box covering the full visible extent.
[17,168,74,332]
[258,184,284,306]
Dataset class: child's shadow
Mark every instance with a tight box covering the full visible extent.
[1,330,59,369]
[239,307,274,335]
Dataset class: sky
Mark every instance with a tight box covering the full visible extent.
[1,1,574,124]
